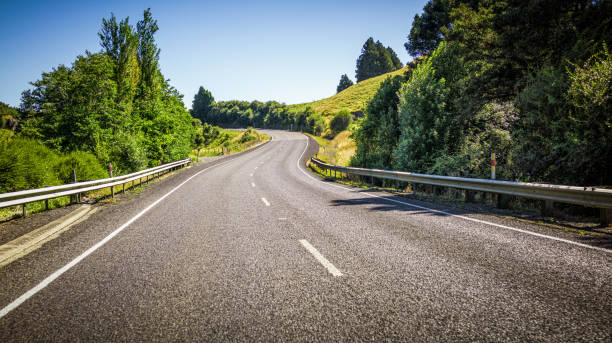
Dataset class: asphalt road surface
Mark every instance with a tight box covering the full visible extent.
[1,131,610,342]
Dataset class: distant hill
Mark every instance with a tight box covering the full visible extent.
[288,66,410,116]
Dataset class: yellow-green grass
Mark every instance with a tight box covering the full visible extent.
[307,130,356,167]
[288,66,409,115]
[190,128,270,159]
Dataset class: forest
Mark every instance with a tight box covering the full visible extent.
[0,9,196,193]
[352,0,611,187]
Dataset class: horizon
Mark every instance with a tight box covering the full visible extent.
[0,0,423,109]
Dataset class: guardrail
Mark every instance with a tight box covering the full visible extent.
[310,157,612,225]
[0,158,191,217]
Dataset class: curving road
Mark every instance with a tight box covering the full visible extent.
[0,130,610,342]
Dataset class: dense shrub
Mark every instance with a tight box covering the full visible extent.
[0,138,60,193]
[330,110,352,135]
[55,151,108,183]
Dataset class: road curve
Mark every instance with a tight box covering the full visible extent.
[0,130,610,342]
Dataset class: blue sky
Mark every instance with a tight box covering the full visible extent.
[0,0,425,109]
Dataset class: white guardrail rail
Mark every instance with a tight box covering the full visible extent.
[310,157,612,224]
[0,158,191,216]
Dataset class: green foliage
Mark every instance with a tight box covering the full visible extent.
[191,86,215,122]
[336,74,354,93]
[55,151,107,183]
[393,42,466,173]
[0,138,60,193]
[405,0,452,57]
[329,110,352,135]
[355,37,403,82]
[351,75,406,169]
[17,8,195,184]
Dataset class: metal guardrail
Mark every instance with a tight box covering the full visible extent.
[0,158,191,215]
[310,157,612,223]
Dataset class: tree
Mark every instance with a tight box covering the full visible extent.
[329,110,352,135]
[336,74,354,93]
[404,0,453,58]
[191,86,215,122]
[351,75,407,169]
[356,37,403,82]
[136,8,160,92]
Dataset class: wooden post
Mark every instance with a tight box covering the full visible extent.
[496,194,512,209]
[600,208,612,227]
[465,190,475,203]
[541,200,554,217]
[22,204,27,217]
[108,163,114,198]
[71,169,77,204]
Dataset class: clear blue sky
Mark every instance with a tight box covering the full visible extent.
[0,0,426,109]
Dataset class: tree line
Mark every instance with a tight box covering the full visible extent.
[190,87,354,136]
[353,0,611,187]
[0,9,196,193]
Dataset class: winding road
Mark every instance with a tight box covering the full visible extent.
[0,130,610,342]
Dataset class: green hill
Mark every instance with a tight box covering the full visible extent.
[288,66,410,115]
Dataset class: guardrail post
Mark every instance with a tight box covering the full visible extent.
[22,204,27,217]
[45,199,49,210]
[600,209,611,226]
[541,200,554,216]
[496,194,512,209]
[108,163,114,198]
[465,190,475,203]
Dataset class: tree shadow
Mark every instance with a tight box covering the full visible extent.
[327,190,612,251]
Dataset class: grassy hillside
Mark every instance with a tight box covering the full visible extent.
[288,66,410,115]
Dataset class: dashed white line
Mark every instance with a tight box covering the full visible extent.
[250,173,253,177]
[254,166,258,170]
[299,239,343,277]
[261,197,270,206]
[251,182,256,187]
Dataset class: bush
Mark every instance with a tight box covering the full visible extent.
[330,110,352,135]
[0,138,60,193]
[55,151,107,183]
[107,132,148,173]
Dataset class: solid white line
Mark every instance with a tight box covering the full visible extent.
[295,135,611,254]
[299,239,343,277]
[251,182,256,188]
[261,197,270,206]
[0,158,236,319]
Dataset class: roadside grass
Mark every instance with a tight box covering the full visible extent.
[306,130,356,167]
[288,66,409,115]
[190,128,270,159]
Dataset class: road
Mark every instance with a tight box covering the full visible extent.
[0,130,610,342]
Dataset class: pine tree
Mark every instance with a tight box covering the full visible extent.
[356,38,403,82]
[336,74,354,93]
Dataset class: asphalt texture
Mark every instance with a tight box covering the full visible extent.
[0,130,610,342]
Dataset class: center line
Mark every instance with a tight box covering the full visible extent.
[261,197,270,206]
[251,182,255,187]
[299,239,343,277]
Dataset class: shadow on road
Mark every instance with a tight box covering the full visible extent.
[327,189,612,251]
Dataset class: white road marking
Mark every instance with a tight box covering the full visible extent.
[255,166,258,170]
[299,239,343,277]
[251,182,256,187]
[261,197,270,206]
[0,158,237,319]
[296,135,611,254]
[250,173,253,177]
